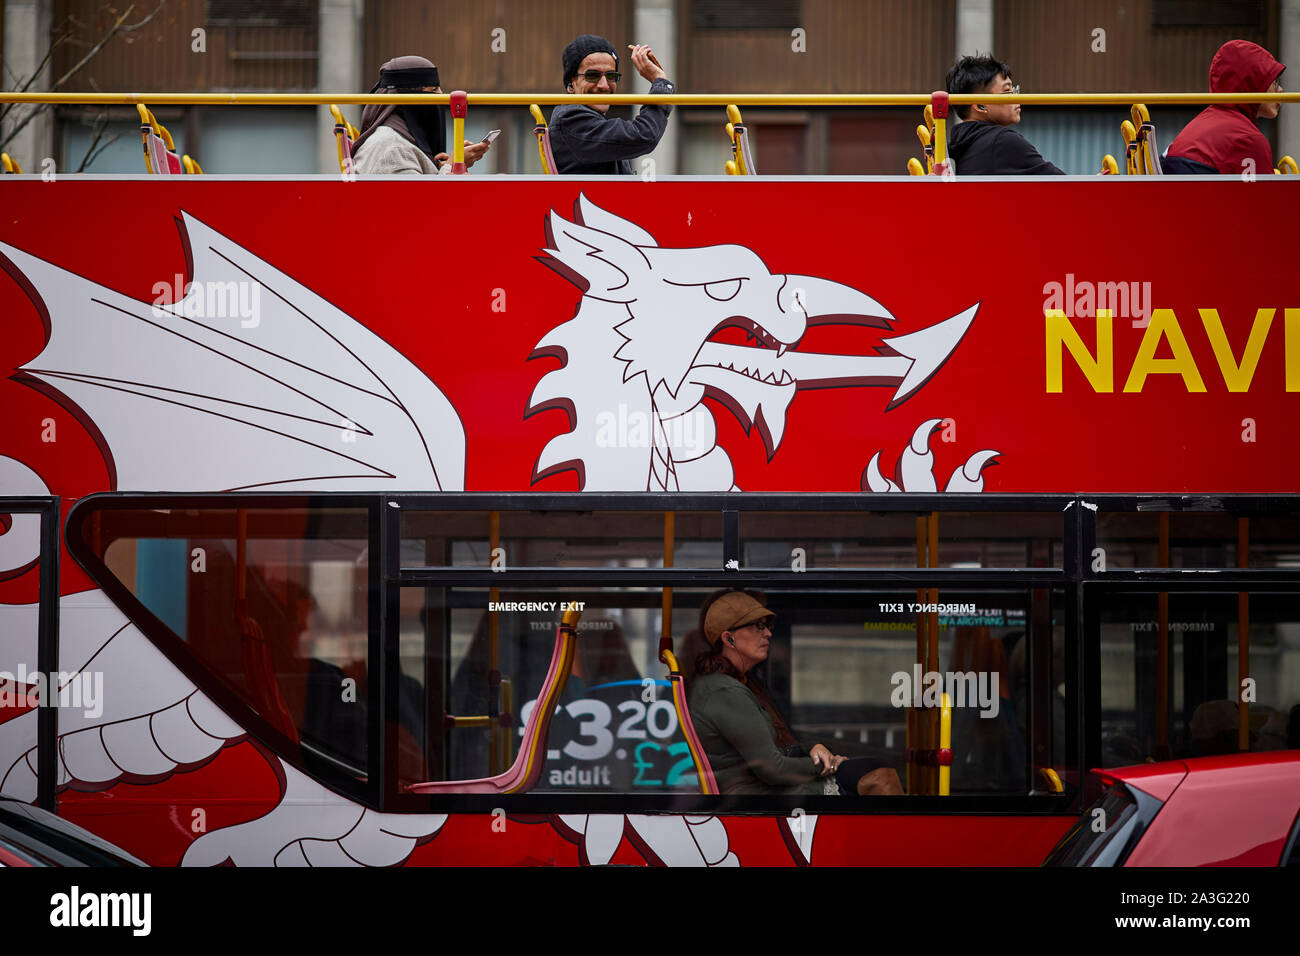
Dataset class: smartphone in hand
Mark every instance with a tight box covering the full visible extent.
[481,129,501,145]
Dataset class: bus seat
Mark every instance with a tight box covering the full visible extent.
[916,122,933,174]
[1100,154,1119,175]
[1276,155,1298,174]
[1130,104,1162,176]
[1,153,21,174]
[182,155,204,175]
[660,648,719,794]
[138,105,182,175]
[405,607,581,794]
[907,157,925,176]
[725,105,755,175]
[1120,119,1138,175]
[529,105,557,174]
[330,105,358,175]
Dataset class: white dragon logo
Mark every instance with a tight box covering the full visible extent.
[527,194,998,492]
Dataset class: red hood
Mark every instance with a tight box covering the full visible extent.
[1210,39,1285,119]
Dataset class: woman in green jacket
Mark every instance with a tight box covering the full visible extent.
[687,590,902,796]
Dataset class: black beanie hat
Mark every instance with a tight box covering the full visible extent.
[563,34,618,88]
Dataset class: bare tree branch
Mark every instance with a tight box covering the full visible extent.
[1,1,168,152]
[0,24,74,126]
[73,112,119,172]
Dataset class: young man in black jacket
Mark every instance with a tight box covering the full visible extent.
[944,55,1064,175]
[549,34,675,175]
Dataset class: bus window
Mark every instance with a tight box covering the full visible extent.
[403,587,708,793]
[400,509,724,568]
[777,589,1067,795]
[78,502,375,794]
[1095,510,1300,569]
[1095,590,1300,765]
[742,512,1063,569]
[401,585,1071,799]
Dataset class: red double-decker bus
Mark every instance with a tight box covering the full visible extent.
[1,153,1298,866]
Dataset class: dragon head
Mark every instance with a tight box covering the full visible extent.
[538,194,902,457]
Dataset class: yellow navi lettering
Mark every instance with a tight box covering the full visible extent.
[1288,309,1300,392]
[1199,308,1274,392]
[1123,308,1207,393]
[1045,309,1113,393]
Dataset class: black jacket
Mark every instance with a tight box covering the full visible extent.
[947,120,1064,175]
[549,77,675,174]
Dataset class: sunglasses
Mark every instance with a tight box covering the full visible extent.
[579,70,621,84]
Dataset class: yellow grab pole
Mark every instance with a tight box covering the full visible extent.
[939,693,952,796]
[930,92,949,176]
[450,91,468,174]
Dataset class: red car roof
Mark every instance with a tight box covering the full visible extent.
[1106,751,1300,866]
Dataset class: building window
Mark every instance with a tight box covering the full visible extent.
[692,0,801,31]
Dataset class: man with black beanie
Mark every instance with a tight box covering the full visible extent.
[352,55,491,174]
[549,34,675,175]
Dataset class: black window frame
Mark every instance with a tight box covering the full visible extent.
[61,491,1300,818]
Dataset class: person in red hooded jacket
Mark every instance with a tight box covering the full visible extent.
[1164,39,1285,174]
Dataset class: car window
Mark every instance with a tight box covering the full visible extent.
[1042,780,1162,866]
[1284,810,1300,867]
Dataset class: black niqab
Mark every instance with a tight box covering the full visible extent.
[353,55,447,161]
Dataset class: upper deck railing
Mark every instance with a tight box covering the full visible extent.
[2,92,1299,107]
[5,90,1295,177]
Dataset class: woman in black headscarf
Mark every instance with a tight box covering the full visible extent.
[351,55,491,174]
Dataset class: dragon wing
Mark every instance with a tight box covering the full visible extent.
[0,215,463,860]
[1,212,464,492]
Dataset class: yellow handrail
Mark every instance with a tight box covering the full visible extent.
[4,92,1300,107]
